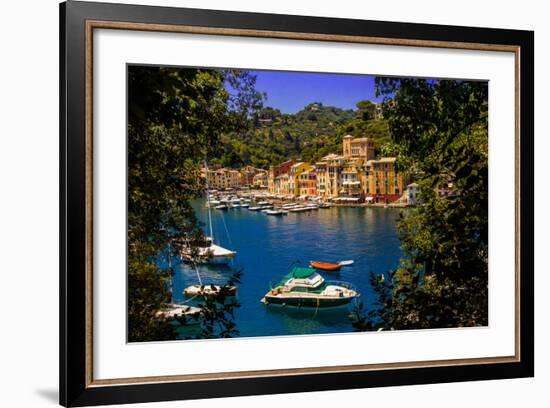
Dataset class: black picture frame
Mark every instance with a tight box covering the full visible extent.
[60,1,534,406]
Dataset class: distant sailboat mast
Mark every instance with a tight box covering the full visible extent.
[193,262,203,286]
[179,160,236,265]
[168,241,174,305]
[204,160,214,241]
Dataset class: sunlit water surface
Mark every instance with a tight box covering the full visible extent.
[171,201,403,339]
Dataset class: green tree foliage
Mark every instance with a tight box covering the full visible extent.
[213,101,391,168]
[127,66,261,341]
[356,99,376,120]
[353,78,489,330]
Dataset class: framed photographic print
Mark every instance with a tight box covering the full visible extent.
[60,1,534,406]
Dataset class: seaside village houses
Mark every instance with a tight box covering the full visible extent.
[269,135,408,204]
[202,135,415,204]
[203,165,268,190]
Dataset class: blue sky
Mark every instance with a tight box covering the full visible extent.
[248,70,383,114]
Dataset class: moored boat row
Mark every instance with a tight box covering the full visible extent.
[214,199,329,214]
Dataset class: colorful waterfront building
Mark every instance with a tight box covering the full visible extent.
[268,159,295,193]
[298,168,317,198]
[315,161,328,198]
[340,160,364,198]
[289,162,314,198]
[323,154,346,198]
[361,157,405,203]
[274,173,290,196]
[239,165,263,187]
[342,135,375,160]
[206,168,241,190]
[252,170,268,188]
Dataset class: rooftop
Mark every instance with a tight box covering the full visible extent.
[376,157,397,163]
[321,153,345,161]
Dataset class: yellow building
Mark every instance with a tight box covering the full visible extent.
[340,160,364,197]
[288,162,313,198]
[324,154,346,198]
[361,157,405,203]
[342,135,375,160]
[315,162,328,198]
[252,171,268,188]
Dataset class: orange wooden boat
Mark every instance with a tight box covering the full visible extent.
[309,261,342,271]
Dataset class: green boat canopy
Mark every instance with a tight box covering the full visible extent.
[290,267,317,279]
[277,267,317,287]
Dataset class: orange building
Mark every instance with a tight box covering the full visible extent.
[298,169,317,197]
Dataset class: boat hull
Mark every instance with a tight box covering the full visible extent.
[181,242,236,265]
[310,261,342,271]
[204,256,234,265]
[262,294,354,307]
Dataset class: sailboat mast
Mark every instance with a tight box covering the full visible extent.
[168,242,173,305]
[193,262,203,286]
[204,160,214,241]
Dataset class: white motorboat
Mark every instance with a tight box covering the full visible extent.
[265,209,288,216]
[289,206,310,213]
[261,267,359,307]
[281,203,299,209]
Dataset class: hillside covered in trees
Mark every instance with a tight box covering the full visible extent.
[210,100,391,169]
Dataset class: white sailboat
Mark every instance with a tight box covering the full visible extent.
[181,162,236,265]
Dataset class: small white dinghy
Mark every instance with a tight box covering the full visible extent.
[183,284,237,298]
[156,304,202,320]
[338,260,354,267]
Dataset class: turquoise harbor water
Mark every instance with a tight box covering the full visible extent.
[172,201,403,338]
